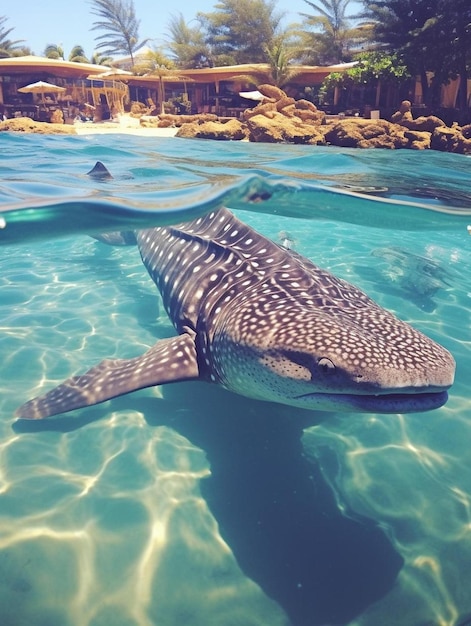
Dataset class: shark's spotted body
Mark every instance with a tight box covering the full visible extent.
[16,207,455,419]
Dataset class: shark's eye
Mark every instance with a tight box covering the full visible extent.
[318,357,335,373]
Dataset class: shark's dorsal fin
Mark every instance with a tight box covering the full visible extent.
[16,334,199,419]
[86,161,113,180]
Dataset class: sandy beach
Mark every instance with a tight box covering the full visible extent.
[74,115,179,137]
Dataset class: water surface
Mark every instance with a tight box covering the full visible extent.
[0,133,470,626]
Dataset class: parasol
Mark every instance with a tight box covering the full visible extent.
[87,69,133,81]
[18,80,66,103]
[239,90,264,101]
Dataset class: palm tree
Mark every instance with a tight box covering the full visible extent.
[197,0,284,65]
[167,13,213,68]
[44,43,65,59]
[0,16,24,57]
[262,35,302,87]
[133,48,192,114]
[90,0,149,65]
[68,45,89,63]
[90,50,114,66]
[299,0,357,64]
[44,44,94,64]
[229,33,301,90]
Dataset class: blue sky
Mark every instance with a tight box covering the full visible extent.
[6,0,361,58]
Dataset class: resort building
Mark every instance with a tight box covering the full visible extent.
[0,56,129,122]
[1,55,468,123]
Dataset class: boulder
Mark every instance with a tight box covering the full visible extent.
[391,100,413,124]
[460,123,471,139]
[294,107,326,125]
[402,115,446,133]
[246,113,325,144]
[276,96,297,112]
[324,119,407,149]
[430,126,471,154]
[257,84,287,100]
[243,101,278,120]
[176,118,248,140]
[403,130,431,150]
[151,113,218,128]
[0,117,76,134]
[294,99,319,112]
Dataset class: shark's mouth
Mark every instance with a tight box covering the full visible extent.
[295,390,449,414]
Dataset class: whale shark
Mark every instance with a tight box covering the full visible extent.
[16,205,455,419]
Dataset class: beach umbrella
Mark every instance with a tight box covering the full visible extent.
[239,90,265,101]
[87,69,133,81]
[18,80,66,103]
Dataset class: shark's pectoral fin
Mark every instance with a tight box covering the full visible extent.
[16,334,199,420]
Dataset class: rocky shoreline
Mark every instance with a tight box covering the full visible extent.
[2,85,471,154]
[168,87,471,154]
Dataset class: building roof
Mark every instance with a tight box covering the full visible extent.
[0,56,356,89]
[0,55,109,78]
[125,62,357,88]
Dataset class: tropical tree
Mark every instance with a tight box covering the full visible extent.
[133,47,192,114]
[90,50,114,66]
[197,0,284,65]
[90,0,149,65]
[234,33,302,88]
[68,45,89,63]
[0,16,24,57]
[361,0,471,108]
[44,43,65,60]
[321,51,411,108]
[360,0,439,106]
[262,35,302,86]
[429,0,471,109]
[167,13,213,68]
[298,0,360,64]
[44,44,93,63]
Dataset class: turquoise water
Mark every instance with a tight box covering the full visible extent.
[0,133,470,626]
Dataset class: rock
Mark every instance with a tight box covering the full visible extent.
[243,102,278,120]
[176,119,247,140]
[390,100,446,133]
[276,96,296,112]
[130,101,148,117]
[257,84,287,100]
[460,123,471,139]
[430,126,471,154]
[392,112,446,133]
[404,130,431,150]
[0,117,76,134]
[146,113,219,128]
[294,107,326,125]
[294,99,319,112]
[403,115,446,133]
[391,100,413,124]
[50,109,64,124]
[324,119,407,149]
[246,113,325,144]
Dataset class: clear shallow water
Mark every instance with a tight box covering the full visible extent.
[0,133,470,626]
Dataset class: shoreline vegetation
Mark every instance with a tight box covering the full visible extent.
[2,85,471,154]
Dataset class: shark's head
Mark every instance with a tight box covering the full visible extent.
[210,288,455,414]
